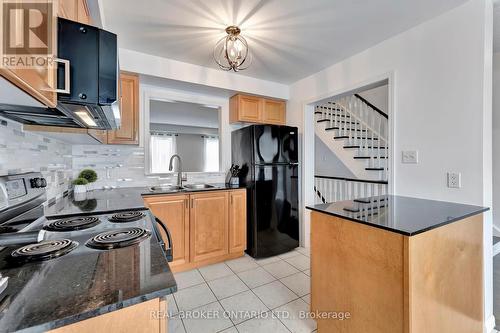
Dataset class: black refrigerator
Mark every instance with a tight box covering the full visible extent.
[232,125,299,258]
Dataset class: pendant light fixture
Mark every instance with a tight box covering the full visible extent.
[213,26,251,72]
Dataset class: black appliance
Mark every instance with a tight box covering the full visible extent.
[0,18,119,130]
[0,173,173,298]
[232,125,299,258]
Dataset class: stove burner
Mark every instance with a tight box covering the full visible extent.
[108,211,146,223]
[11,239,78,262]
[44,216,100,232]
[85,227,151,250]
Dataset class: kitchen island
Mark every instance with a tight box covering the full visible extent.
[306,195,488,333]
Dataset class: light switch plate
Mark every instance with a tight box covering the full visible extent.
[447,172,461,188]
[402,150,418,164]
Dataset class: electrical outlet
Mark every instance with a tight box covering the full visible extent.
[402,150,418,164]
[447,172,461,188]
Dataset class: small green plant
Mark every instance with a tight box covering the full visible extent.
[72,178,89,186]
[78,169,98,183]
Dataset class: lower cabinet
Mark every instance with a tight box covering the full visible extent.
[144,194,190,268]
[144,189,247,272]
[229,190,247,254]
[48,298,167,333]
[190,191,229,262]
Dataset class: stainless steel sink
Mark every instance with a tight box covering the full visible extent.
[149,185,185,192]
[183,184,215,190]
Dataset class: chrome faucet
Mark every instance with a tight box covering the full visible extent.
[169,154,185,187]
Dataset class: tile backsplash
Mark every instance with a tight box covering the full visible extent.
[0,117,225,200]
[0,118,72,200]
[71,144,225,189]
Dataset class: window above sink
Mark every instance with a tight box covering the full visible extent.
[147,100,221,174]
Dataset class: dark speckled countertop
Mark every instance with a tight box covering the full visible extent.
[45,184,245,218]
[306,195,488,236]
[0,209,176,332]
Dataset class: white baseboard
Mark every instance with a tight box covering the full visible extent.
[485,314,496,333]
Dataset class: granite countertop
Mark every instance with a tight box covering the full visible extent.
[0,210,176,332]
[45,183,245,218]
[306,195,488,236]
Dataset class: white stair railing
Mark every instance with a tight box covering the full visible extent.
[316,94,389,181]
[314,175,388,204]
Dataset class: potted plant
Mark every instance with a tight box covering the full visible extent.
[78,169,98,191]
[72,177,88,194]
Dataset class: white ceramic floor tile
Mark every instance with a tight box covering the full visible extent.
[295,247,310,257]
[235,313,290,333]
[278,250,302,260]
[225,256,259,273]
[166,293,179,316]
[303,269,310,276]
[181,301,233,333]
[301,294,311,305]
[262,260,300,279]
[285,254,310,271]
[275,298,317,333]
[237,267,276,289]
[219,290,269,325]
[207,274,249,300]
[168,315,186,333]
[252,280,298,309]
[174,269,205,290]
[174,283,216,311]
[198,263,234,281]
[255,255,282,266]
[280,272,310,297]
[218,327,238,333]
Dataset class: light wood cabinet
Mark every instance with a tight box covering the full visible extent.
[0,1,58,107]
[107,72,140,145]
[190,191,229,262]
[58,0,91,24]
[229,190,247,253]
[144,194,190,268]
[143,189,246,272]
[262,98,286,125]
[0,0,91,108]
[48,298,166,333]
[230,94,286,125]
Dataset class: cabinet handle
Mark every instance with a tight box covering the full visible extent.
[231,196,233,205]
[185,198,188,209]
[52,58,71,94]
[191,198,194,208]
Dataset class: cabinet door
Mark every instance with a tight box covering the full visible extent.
[229,189,247,254]
[0,1,58,107]
[58,0,78,20]
[108,72,139,145]
[144,195,190,267]
[77,0,90,24]
[190,192,229,262]
[262,99,286,125]
[230,94,262,123]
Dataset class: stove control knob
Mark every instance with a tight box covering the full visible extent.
[30,178,40,188]
[31,178,43,188]
[40,178,47,188]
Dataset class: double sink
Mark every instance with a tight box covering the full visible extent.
[149,184,216,193]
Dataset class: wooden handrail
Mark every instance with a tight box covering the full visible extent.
[354,94,388,119]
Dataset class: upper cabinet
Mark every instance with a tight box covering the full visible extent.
[107,72,140,145]
[230,94,286,125]
[58,0,91,24]
[0,0,91,108]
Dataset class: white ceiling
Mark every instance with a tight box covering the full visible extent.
[102,0,468,84]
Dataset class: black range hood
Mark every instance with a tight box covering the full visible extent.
[0,18,120,130]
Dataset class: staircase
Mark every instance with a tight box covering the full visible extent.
[314,94,389,204]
